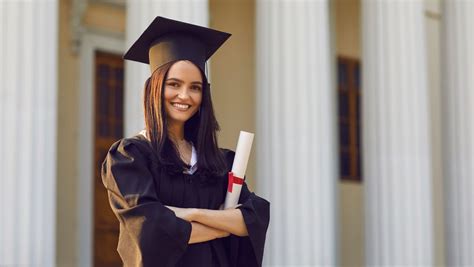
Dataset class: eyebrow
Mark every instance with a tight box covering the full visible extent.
[166,78,202,85]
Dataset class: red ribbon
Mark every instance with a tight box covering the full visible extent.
[227,172,245,193]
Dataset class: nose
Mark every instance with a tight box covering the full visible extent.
[177,88,190,100]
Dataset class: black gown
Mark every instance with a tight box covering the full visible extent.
[101,134,270,267]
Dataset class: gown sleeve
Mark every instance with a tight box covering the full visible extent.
[101,138,192,267]
[224,150,270,267]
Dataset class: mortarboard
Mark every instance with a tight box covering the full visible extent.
[123,16,231,74]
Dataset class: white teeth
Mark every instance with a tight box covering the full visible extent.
[172,103,190,110]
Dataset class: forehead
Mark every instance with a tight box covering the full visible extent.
[167,60,203,81]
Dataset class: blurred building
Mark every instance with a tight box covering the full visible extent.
[1,0,472,266]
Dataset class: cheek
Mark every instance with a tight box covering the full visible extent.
[191,92,203,106]
[163,89,173,101]
[196,95,203,106]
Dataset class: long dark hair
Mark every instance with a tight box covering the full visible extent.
[143,60,227,180]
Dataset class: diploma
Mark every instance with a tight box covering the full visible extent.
[224,131,254,209]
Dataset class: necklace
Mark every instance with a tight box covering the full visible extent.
[174,139,191,164]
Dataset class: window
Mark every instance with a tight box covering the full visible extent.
[337,57,362,182]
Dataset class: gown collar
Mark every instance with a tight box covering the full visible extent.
[139,129,198,175]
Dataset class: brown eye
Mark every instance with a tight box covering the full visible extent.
[167,82,179,88]
[191,85,202,91]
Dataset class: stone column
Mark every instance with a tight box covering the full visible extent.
[256,0,338,265]
[441,1,474,265]
[362,0,433,265]
[125,0,209,136]
[0,0,58,266]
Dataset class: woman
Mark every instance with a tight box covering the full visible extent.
[101,16,270,267]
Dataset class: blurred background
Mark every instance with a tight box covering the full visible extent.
[1,0,473,266]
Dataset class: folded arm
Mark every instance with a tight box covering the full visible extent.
[188,221,230,244]
[166,205,248,237]
[195,207,248,237]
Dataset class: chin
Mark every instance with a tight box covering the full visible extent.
[168,116,190,124]
[168,113,197,124]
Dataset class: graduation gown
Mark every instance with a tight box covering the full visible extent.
[101,134,270,267]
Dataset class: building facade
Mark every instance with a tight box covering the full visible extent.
[1,0,472,266]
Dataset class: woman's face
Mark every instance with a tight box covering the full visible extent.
[164,60,203,125]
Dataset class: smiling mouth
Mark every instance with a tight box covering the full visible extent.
[171,103,191,111]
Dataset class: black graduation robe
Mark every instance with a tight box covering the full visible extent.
[101,134,270,267]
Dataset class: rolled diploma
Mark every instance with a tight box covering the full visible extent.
[223,131,254,209]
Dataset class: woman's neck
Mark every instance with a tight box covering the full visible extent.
[168,122,185,143]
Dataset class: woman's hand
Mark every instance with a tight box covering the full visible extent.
[165,206,198,222]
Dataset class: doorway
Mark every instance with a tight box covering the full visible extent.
[93,51,124,267]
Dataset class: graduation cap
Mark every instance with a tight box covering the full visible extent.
[124,16,231,74]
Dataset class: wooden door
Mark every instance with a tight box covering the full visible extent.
[93,51,124,267]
